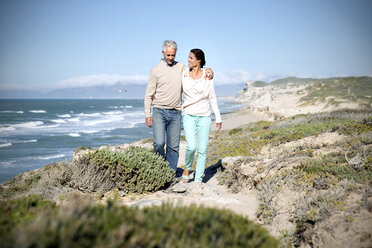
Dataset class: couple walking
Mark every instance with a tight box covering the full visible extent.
[144,40,222,184]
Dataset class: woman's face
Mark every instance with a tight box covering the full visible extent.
[188,52,200,68]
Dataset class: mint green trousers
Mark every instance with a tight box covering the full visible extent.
[183,114,212,182]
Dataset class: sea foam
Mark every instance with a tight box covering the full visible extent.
[51,119,67,124]
[29,110,47,113]
[57,114,71,118]
[0,111,24,114]
[0,143,12,148]
[68,133,81,137]
[37,154,66,160]
[12,121,44,129]
[18,139,38,143]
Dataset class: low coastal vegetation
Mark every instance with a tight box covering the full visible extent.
[0,147,174,199]
[0,108,371,247]
[83,147,174,194]
[0,145,278,247]
[210,109,372,247]
[0,195,278,248]
[208,109,372,166]
[298,77,372,108]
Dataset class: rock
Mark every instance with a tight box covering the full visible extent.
[221,156,244,169]
[172,184,187,193]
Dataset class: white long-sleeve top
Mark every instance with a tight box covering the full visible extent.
[182,69,222,123]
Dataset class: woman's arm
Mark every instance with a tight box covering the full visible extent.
[208,79,222,130]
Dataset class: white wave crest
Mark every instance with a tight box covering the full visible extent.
[18,139,38,143]
[29,110,47,113]
[57,114,71,118]
[83,115,123,126]
[51,119,67,124]
[35,124,60,129]
[67,118,80,122]
[76,112,102,117]
[12,121,44,129]
[0,126,16,132]
[0,111,24,114]
[68,133,81,137]
[81,130,100,134]
[103,111,122,115]
[0,143,12,148]
[37,154,66,160]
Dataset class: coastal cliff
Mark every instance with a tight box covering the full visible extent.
[234,77,371,119]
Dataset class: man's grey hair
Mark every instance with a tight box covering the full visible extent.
[162,40,177,52]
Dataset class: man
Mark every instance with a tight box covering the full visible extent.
[144,40,213,172]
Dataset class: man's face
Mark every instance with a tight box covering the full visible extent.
[162,47,177,65]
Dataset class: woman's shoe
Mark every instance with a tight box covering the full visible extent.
[182,170,191,183]
[181,174,190,183]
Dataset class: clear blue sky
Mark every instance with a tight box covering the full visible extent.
[0,0,371,91]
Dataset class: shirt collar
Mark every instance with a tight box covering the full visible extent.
[161,59,177,67]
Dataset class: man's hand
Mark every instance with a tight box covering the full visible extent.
[145,117,153,127]
[205,68,214,80]
[216,122,222,131]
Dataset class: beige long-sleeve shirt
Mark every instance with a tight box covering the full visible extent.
[144,60,186,117]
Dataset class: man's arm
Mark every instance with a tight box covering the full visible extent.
[144,69,157,127]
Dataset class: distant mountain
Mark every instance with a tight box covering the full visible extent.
[48,83,147,99]
[0,82,246,99]
[0,83,147,99]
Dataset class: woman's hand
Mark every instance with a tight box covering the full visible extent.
[216,122,222,131]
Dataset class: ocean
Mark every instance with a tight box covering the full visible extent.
[0,99,242,183]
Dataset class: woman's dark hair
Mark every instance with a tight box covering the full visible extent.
[190,48,206,68]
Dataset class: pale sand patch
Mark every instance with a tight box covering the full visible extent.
[212,107,271,131]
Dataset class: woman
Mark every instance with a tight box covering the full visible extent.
[181,48,222,183]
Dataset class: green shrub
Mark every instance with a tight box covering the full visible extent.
[0,195,56,247]
[297,152,372,184]
[229,127,243,136]
[75,145,89,152]
[254,121,343,144]
[207,134,267,166]
[338,122,372,135]
[273,109,372,128]
[299,77,372,106]
[84,147,175,194]
[5,199,278,248]
[0,171,43,198]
